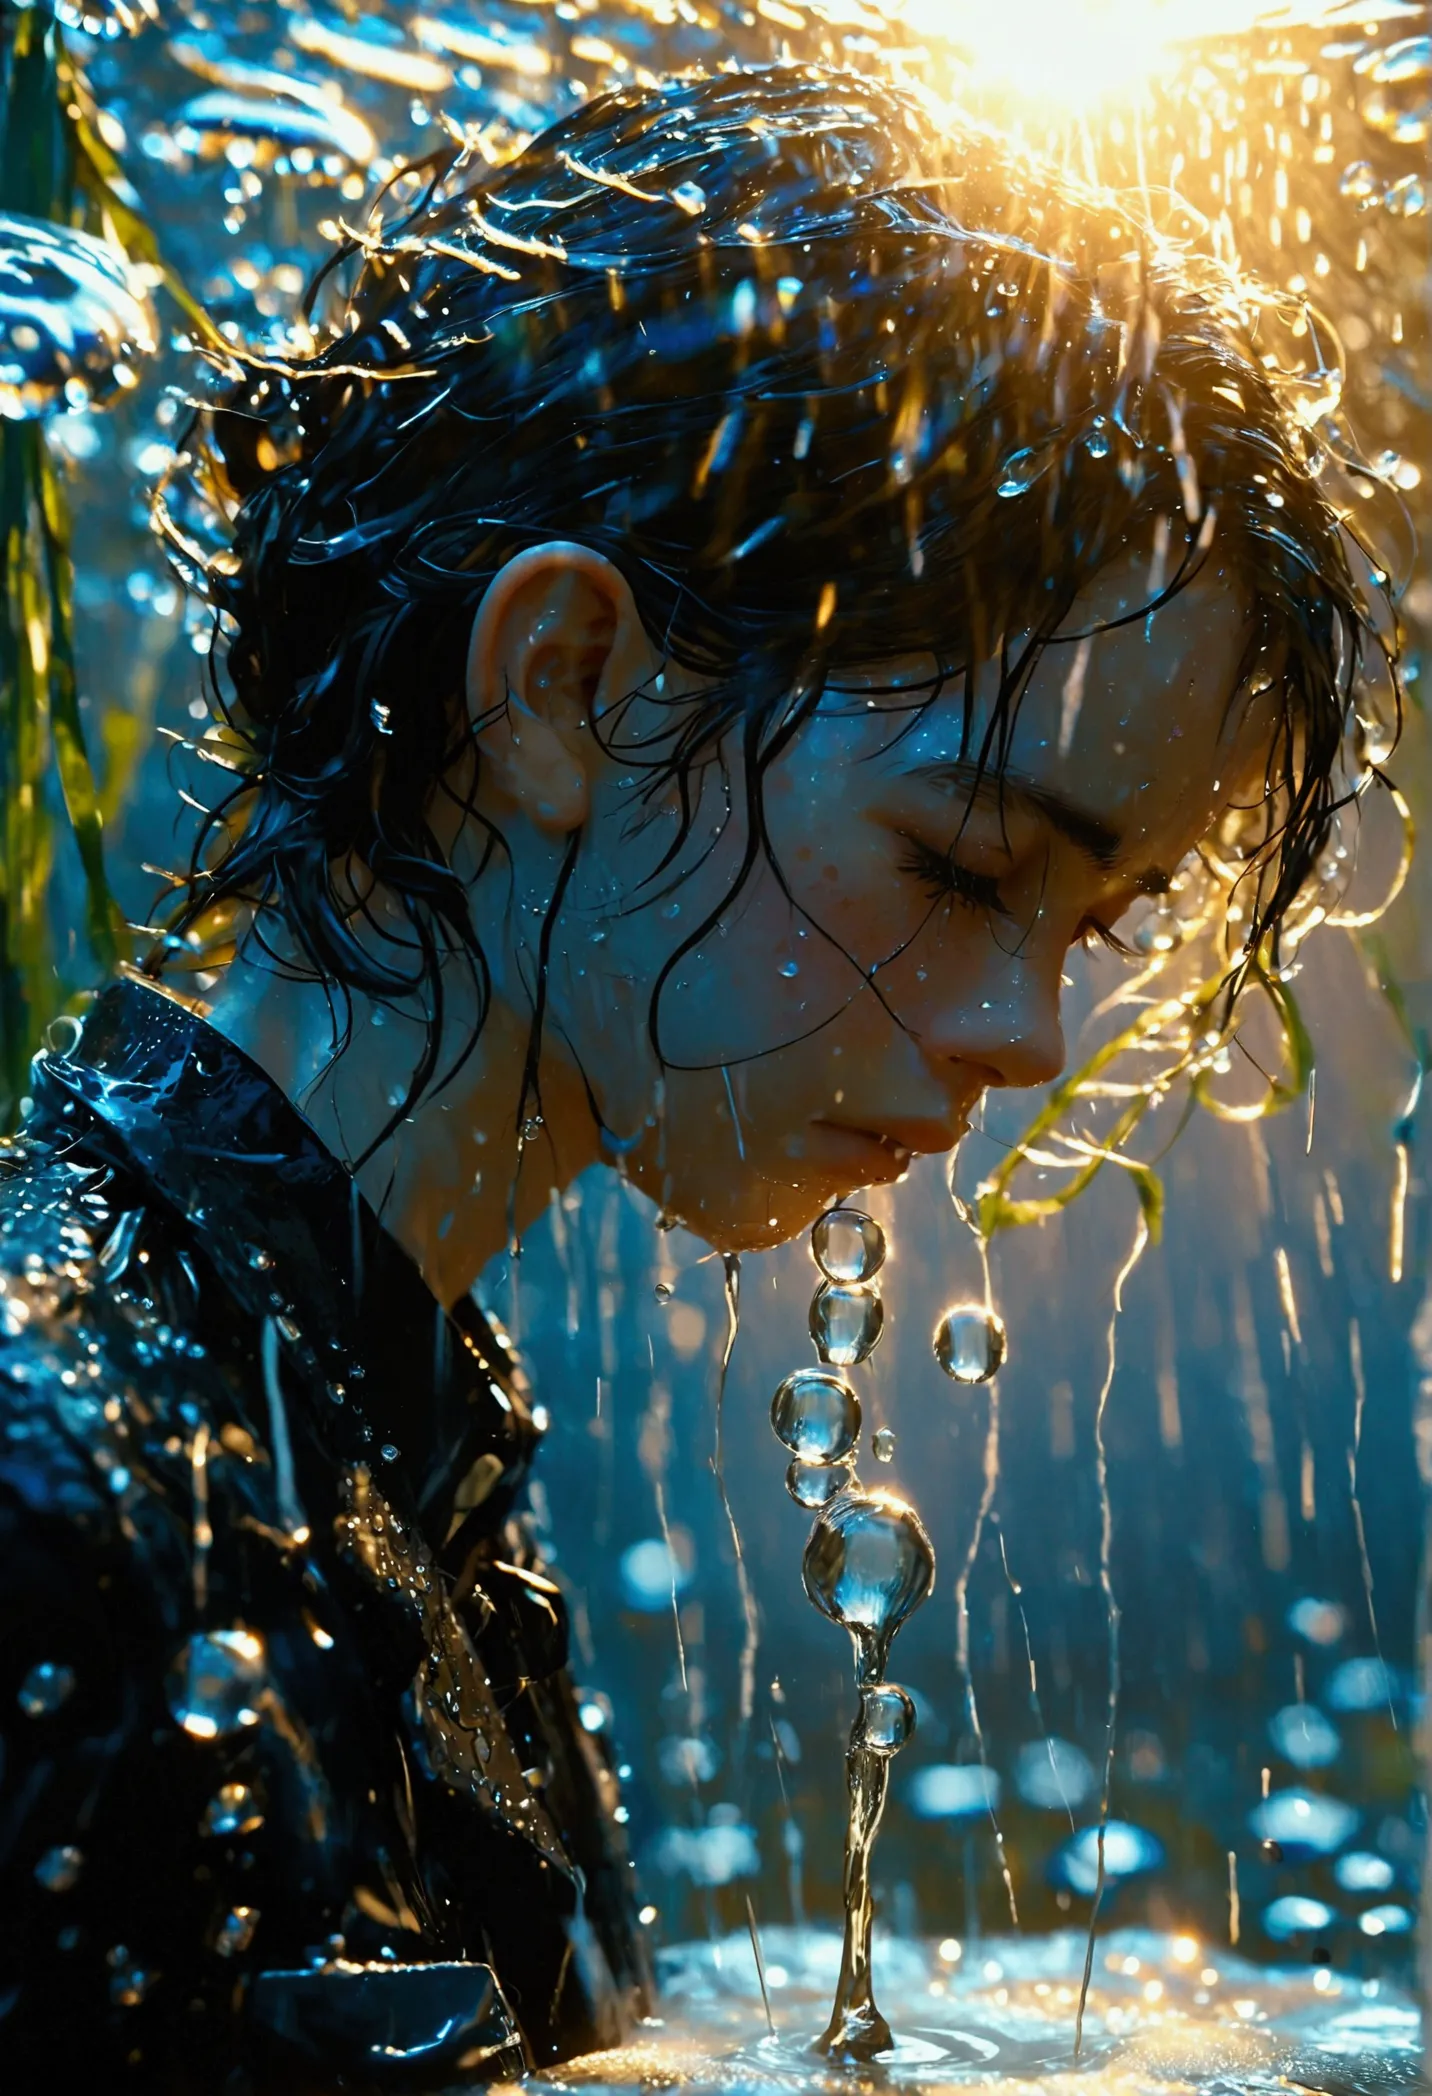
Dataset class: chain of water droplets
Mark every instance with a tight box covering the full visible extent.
[763,1195,1007,2060]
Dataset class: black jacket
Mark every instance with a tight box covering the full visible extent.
[0,976,649,2089]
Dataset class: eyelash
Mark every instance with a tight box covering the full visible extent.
[898,834,1012,917]
[901,832,1132,955]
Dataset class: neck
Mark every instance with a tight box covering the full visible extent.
[202,947,602,1308]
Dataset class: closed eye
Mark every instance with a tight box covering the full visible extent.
[1078,915,1134,957]
[898,833,1013,917]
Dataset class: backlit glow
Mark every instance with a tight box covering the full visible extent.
[904,1,1356,111]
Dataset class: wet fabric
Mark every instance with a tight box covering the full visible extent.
[0,974,650,2090]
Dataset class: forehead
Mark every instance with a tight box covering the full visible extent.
[830,553,1262,849]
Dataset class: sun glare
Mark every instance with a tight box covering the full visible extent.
[903,0,1319,111]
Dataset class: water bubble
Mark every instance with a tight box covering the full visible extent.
[0,212,157,421]
[35,1844,83,1892]
[855,1682,915,1753]
[204,1782,264,1838]
[905,1762,1001,1821]
[802,1489,934,1671]
[18,1659,75,1717]
[871,1426,896,1464]
[1335,1850,1395,1894]
[812,1206,885,1284]
[770,1367,860,1462]
[1250,1787,1358,1860]
[1268,1702,1341,1770]
[810,1281,884,1367]
[786,1457,854,1509]
[1263,1895,1335,1941]
[166,1628,267,1740]
[933,1303,1007,1383]
[1086,421,1111,459]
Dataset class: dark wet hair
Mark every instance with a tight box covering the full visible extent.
[158,63,1394,1140]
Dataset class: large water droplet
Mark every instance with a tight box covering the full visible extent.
[770,1367,860,1462]
[810,1281,884,1367]
[855,1681,915,1753]
[811,1206,885,1284]
[787,1456,854,1509]
[872,1426,896,1463]
[802,1489,934,1666]
[18,1658,75,1717]
[933,1303,1007,1384]
[166,1628,267,1740]
[996,446,1047,497]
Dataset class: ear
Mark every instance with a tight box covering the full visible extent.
[466,543,653,834]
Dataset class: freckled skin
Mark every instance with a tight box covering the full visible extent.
[208,541,1273,1296]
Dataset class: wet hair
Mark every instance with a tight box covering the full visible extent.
[159,63,1394,1142]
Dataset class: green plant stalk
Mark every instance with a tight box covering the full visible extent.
[0,6,127,1122]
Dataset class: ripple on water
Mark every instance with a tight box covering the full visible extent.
[525,1928,1421,2094]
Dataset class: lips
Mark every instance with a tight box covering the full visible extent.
[808,1114,969,1172]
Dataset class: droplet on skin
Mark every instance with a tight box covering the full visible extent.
[872,1426,896,1464]
[810,1281,885,1368]
[770,1367,860,1462]
[934,1304,1008,1384]
[812,1207,885,1284]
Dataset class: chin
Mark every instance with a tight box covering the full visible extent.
[655,1175,855,1256]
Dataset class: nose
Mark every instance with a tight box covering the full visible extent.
[923,956,1067,1093]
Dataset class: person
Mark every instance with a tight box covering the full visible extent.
[0,62,1389,2091]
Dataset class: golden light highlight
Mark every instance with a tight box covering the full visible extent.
[905,0,1311,112]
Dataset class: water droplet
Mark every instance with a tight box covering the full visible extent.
[1383,173,1427,217]
[276,1313,302,1344]
[214,1905,259,1957]
[995,445,1048,498]
[855,1681,915,1753]
[872,1426,896,1464]
[1339,159,1378,201]
[1086,423,1110,459]
[107,1946,155,2006]
[35,1844,83,1892]
[787,1457,854,1509]
[812,1206,885,1284]
[204,1782,264,1838]
[654,1280,673,1302]
[670,180,707,216]
[779,959,799,978]
[18,1658,75,1717]
[770,1367,860,1462]
[802,1489,934,1671]
[1261,1838,1285,1863]
[810,1281,885,1368]
[166,1628,266,1740]
[933,1304,1007,1384]
[380,1442,400,1463]
[370,698,393,734]
[246,1246,274,1271]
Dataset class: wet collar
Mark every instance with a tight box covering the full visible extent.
[34,974,532,1546]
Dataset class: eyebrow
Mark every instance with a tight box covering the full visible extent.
[909,759,1172,893]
